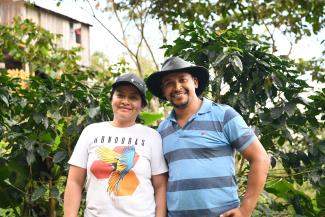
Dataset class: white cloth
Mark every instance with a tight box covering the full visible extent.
[68,122,168,217]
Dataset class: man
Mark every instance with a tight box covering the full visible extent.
[146,57,270,217]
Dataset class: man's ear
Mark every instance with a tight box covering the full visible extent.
[193,76,199,88]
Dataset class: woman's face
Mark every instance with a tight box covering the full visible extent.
[111,84,142,125]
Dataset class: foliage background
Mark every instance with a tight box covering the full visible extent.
[0,0,324,216]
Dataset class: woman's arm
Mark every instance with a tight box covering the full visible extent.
[64,165,87,217]
[152,173,168,217]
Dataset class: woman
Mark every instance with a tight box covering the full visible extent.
[64,73,168,217]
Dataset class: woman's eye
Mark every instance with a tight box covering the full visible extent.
[130,96,139,100]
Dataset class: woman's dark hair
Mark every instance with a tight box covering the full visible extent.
[135,115,143,123]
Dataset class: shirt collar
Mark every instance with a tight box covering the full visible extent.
[197,98,212,115]
[166,98,212,122]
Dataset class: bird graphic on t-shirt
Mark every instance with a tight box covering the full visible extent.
[96,146,136,194]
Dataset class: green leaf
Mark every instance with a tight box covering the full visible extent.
[33,113,43,124]
[3,178,12,186]
[270,107,283,119]
[51,135,61,152]
[0,167,10,182]
[232,55,243,72]
[44,116,49,128]
[36,146,50,160]
[53,151,66,163]
[318,143,325,155]
[259,111,272,123]
[20,98,27,108]
[51,164,61,178]
[270,156,276,168]
[77,115,86,126]
[26,151,35,165]
[317,187,325,209]
[278,136,286,146]
[258,60,270,68]
[212,52,227,66]
[88,106,100,118]
[284,102,296,117]
[140,112,164,126]
[266,180,294,196]
[39,131,52,143]
[32,186,46,201]
[50,186,60,198]
[0,94,9,107]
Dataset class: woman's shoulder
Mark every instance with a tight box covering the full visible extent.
[136,124,159,135]
[83,121,109,131]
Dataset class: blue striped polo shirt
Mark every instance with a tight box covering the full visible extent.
[158,98,256,217]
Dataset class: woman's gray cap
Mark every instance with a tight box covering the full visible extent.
[112,73,147,106]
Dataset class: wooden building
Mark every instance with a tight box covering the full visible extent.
[0,0,91,67]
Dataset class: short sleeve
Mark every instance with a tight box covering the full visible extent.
[68,125,91,169]
[150,130,168,175]
[223,107,256,152]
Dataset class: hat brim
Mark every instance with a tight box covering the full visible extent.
[146,66,209,100]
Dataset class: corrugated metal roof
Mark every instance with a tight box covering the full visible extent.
[26,0,93,26]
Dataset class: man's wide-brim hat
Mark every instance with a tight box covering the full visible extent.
[146,56,209,100]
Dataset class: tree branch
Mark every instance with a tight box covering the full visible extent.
[85,0,140,69]
[262,20,277,53]
[110,0,143,74]
[133,2,159,71]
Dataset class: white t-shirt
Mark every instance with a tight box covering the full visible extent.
[68,122,168,217]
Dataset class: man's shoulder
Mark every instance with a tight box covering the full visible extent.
[203,98,231,109]
[208,101,235,114]
[201,99,241,123]
[157,118,171,132]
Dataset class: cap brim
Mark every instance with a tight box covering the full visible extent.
[112,81,147,106]
[146,66,209,100]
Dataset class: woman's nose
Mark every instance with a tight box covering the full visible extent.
[121,97,130,104]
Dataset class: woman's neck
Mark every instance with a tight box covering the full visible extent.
[111,119,136,128]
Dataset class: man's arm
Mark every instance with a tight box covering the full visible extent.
[152,173,168,217]
[64,165,87,217]
[221,139,270,217]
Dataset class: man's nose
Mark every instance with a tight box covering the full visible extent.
[174,81,182,90]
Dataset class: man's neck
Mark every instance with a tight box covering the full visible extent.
[174,97,202,127]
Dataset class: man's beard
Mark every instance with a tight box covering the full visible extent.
[171,99,189,109]
[170,90,189,109]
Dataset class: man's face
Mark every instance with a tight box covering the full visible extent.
[161,72,198,109]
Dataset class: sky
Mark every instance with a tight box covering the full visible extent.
[29,0,324,65]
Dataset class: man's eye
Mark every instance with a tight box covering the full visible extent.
[163,82,172,87]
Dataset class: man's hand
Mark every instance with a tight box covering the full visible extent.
[220,207,250,217]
